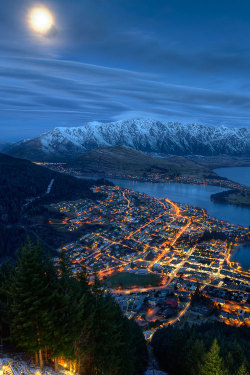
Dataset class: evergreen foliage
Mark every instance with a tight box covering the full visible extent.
[236,363,249,375]
[0,153,107,259]
[0,239,148,374]
[199,339,226,375]
[9,240,56,364]
[79,293,134,375]
[151,322,250,375]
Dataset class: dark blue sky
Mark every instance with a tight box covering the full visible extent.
[1,0,250,140]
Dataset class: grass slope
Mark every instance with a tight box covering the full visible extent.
[71,146,213,178]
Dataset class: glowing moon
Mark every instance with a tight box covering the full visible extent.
[29,7,54,33]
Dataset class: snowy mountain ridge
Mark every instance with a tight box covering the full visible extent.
[6,119,250,159]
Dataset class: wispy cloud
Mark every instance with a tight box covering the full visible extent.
[1,0,250,139]
[1,57,250,140]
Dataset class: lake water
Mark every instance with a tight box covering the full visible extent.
[108,177,250,270]
[214,166,250,187]
[109,179,250,228]
[231,244,250,270]
[81,167,250,268]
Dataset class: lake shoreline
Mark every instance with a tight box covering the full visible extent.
[211,188,250,208]
[230,243,250,271]
[211,167,250,208]
[77,172,250,209]
[77,172,250,269]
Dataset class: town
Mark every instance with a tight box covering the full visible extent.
[49,185,250,339]
[36,161,249,192]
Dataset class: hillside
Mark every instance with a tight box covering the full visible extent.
[211,188,250,208]
[71,145,214,178]
[5,119,250,160]
[151,322,250,375]
[0,141,12,151]
[0,153,107,259]
[0,153,99,223]
[188,155,250,169]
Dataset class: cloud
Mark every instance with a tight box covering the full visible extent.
[1,56,250,141]
[1,0,250,140]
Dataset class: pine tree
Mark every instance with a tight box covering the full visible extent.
[79,293,134,375]
[50,250,77,370]
[225,352,234,372]
[9,239,56,368]
[0,261,14,343]
[128,319,148,375]
[185,339,205,375]
[199,339,227,375]
[232,342,246,372]
[50,251,90,372]
[236,364,249,375]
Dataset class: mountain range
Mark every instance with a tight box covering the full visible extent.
[5,119,250,161]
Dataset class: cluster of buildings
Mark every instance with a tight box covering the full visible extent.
[35,161,248,193]
[49,185,250,335]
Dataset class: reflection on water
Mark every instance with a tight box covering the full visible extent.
[109,179,250,227]
[231,244,250,270]
[214,166,250,187]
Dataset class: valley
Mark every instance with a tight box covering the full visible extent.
[1,124,250,344]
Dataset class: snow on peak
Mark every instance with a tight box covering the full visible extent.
[9,119,250,157]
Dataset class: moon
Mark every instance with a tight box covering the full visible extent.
[29,7,54,33]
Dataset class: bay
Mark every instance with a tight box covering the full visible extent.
[214,166,250,187]
[231,244,250,270]
[109,179,250,228]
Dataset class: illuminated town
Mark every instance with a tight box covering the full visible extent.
[35,162,249,192]
[49,185,250,339]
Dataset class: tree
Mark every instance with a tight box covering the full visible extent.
[225,352,234,374]
[9,239,56,368]
[50,250,89,372]
[185,339,205,375]
[231,342,246,372]
[199,339,227,375]
[236,364,249,375]
[0,261,14,344]
[152,323,250,375]
[129,320,148,375]
[1,240,148,374]
[79,293,135,375]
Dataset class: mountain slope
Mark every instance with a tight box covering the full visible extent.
[72,145,213,178]
[0,153,99,224]
[5,119,250,160]
[0,141,12,151]
[0,153,106,260]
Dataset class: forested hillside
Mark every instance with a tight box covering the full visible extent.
[0,240,148,374]
[0,153,107,259]
[151,323,250,375]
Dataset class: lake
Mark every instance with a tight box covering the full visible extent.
[81,167,250,269]
[231,244,250,270]
[109,179,250,228]
[108,177,250,270]
[214,166,250,187]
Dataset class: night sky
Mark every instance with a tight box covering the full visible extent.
[1,0,250,140]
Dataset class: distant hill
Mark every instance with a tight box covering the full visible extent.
[5,119,250,160]
[0,153,98,223]
[0,153,108,260]
[71,145,214,178]
[0,141,12,151]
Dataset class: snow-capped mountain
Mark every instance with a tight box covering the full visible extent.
[5,119,250,160]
